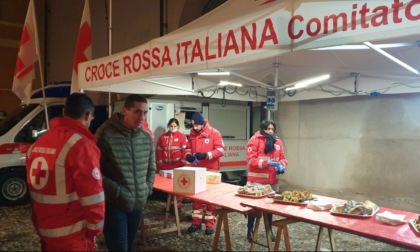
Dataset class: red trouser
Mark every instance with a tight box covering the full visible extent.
[191,200,217,228]
[170,196,183,209]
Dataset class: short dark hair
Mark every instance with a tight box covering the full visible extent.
[63,93,94,119]
[124,94,148,109]
[260,119,277,132]
[167,118,179,127]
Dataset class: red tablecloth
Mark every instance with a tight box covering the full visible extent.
[240,195,420,250]
[153,175,251,213]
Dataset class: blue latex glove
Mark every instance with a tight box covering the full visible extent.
[267,160,277,167]
[192,158,199,166]
[275,164,285,174]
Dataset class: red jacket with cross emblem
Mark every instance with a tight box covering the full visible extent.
[246,131,288,185]
[26,117,105,249]
[156,130,189,170]
[186,122,225,171]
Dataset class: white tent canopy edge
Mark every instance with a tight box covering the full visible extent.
[78,0,420,102]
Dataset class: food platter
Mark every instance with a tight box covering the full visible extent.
[272,198,309,206]
[235,193,271,199]
[409,219,420,233]
[330,206,380,218]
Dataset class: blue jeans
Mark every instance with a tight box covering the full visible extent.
[103,202,143,251]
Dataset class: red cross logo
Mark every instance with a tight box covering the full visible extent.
[181,177,188,186]
[30,157,49,190]
[177,173,190,189]
[32,161,46,185]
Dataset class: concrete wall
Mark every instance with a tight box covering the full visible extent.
[276,93,420,212]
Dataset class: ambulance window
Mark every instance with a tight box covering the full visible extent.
[14,105,64,143]
[0,104,38,136]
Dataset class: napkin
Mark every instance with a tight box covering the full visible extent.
[306,200,333,211]
[375,211,407,225]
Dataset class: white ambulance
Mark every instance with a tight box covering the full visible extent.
[0,84,108,205]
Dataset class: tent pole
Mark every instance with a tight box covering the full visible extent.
[108,0,113,118]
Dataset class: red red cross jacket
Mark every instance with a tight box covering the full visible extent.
[246,131,288,185]
[156,130,189,170]
[186,122,225,171]
[26,117,105,250]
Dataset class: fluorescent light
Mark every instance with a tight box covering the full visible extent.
[285,74,330,91]
[218,81,242,87]
[313,43,409,50]
[364,42,419,75]
[197,71,230,76]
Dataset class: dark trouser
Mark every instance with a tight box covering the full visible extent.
[247,213,273,230]
[103,202,143,251]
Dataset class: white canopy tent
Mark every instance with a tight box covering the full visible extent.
[78,0,420,102]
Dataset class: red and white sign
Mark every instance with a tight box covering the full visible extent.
[78,0,420,91]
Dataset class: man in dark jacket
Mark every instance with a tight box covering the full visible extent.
[95,94,156,251]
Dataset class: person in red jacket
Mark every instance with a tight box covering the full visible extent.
[156,118,189,211]
[246,119,288,243]
[26,93,105,251]
[185,112,225,235]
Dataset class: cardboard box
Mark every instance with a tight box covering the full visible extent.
[173,167,206,194]
[206,171,221,184]
[159,170,173,179]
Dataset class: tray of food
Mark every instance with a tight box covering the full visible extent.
[236,184,274,198]
[330,200,379,218]
[272,190,315,206]
[409,218,420,233]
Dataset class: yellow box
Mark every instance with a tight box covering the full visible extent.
[206,171,221,184]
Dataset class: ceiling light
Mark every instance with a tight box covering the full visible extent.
[218,81,242,87]
[197,71,230,76]
[363,42,419,75]
[285,74,330,91]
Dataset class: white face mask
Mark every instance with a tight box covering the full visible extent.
[169,129,178,133]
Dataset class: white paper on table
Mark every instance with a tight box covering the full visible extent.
[306,200,333,211]
[375,211,407,225]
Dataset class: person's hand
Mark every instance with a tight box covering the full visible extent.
[194,152,207,160]
[186,154,195,163]
[267,160,277,167]
[275,164,285,174]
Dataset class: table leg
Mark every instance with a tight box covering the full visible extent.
[213,209,233,251]
[263,213,273,251]
[272,218,299,251]
[173,195,181,236]
[328,228,336,251]
[249,213,261,252]
[315,226,324,251]
[223,212,232,251]
[212,212,224,251]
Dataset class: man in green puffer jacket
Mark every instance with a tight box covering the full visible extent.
[95,94,156,251]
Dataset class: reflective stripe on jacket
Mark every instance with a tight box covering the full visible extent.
[156,131,188,170]
[187,122,225,171]
[26,117,105,241]
[246,131,288,184]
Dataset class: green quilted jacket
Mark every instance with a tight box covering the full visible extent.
[95,113,156,212]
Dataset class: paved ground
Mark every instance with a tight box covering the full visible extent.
[0,183,418,251]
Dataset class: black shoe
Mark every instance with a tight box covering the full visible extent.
[271,232,275,242]
[187,224,201,234]
[205,227,214,235]
[247,229,254,243]
[182,198,193,204]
